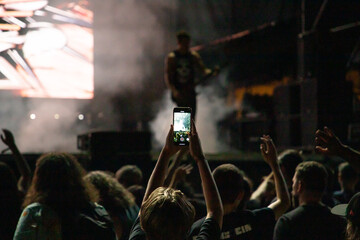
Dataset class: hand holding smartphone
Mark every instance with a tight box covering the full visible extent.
[173,107,192,146]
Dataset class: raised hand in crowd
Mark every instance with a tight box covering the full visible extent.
[315,127,346,156]
[169,164,193,189]
[250,172,275,207]
[1,129,31,193]
[164,148,188,186]
[315,126,360,173]
[142,125,181,204]
[189,119,223,226]
[259,135,290,220]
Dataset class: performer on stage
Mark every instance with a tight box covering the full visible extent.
[165,31,218,118]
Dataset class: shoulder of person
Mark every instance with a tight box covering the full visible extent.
[167,52,176,59]
[20,203,61,232]
[188,216,206,234]
[252,207,275,216]
[191,51,200,58]
[87,202,112,218]
[23,202,58,218]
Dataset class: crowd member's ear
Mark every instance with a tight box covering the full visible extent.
[297,180,304,193]
[236,190,245,201]
[337,173,342,184]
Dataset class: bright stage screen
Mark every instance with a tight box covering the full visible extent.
[0,0,93,99]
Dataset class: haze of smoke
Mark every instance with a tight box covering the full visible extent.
[91,0,177,130]
[196,85,234,153]
[149,91,176,151]
[150,71,235,153]
[94,0,177,95]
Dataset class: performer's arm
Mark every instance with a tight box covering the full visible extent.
[191,51,216,77]
[164,53,178,95]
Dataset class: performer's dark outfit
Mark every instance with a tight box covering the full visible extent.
[171,50,197,117]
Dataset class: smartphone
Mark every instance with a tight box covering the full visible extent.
[173,107,192,146]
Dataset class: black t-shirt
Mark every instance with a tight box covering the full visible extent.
[173,50,196,90]
[273,203,347,240]
[189,208,275,240]
[128,216,221,240]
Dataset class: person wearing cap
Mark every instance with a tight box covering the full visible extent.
[273,161,347,240]
[332,192,360,240]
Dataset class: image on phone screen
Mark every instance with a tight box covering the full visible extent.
[173,108,191,146]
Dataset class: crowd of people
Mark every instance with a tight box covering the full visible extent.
[1,118,360,240]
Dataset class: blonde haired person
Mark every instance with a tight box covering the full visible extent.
[129,120,223,240]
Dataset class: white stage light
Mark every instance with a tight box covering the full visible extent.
[78,114,84,120]
[54,114,60,120]
[30,113,36,120]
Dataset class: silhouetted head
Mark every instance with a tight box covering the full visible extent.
[212,164,244,205]
[140,187,195,240]
[85,171,135,215]
[278,149,303,187]
[176,30,191,51]
[292,161,328,199]
[115,165,143,188]
[338,162,358,191]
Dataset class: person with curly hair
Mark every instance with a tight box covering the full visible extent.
[13,153,116,240]
[85,171,139,240]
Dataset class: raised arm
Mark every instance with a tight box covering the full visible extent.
[142,125,180,204]
[164,148,188,186]
[261,135,290,220]
[315,126,360,173]
[192,51,219,78]
[1,129,32,193]
[250,172,274,202]
[189,120,223,227]
[168,164,193,189]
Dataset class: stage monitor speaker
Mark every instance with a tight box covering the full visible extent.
[232,118,272,151]
[77,131,152,172]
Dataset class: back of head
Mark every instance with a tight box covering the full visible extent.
[295,161,328,194]
[115,165,143,188]
[140,187,195,240]
[338,162,358,182]
[23,153,96,212]
[278,149,303,179]
[127,184,145,207]
[85,171,135,216]
[212,164,244,205]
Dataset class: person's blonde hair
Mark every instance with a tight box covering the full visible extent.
[140,187,195,240]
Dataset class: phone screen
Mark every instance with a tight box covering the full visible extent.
[173,108,191,146]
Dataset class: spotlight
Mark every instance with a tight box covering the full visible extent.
[78,114,84,120]
[30,113,36,120]
[54,114,60,120]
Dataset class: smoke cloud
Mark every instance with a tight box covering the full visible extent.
[150,70,235,153]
